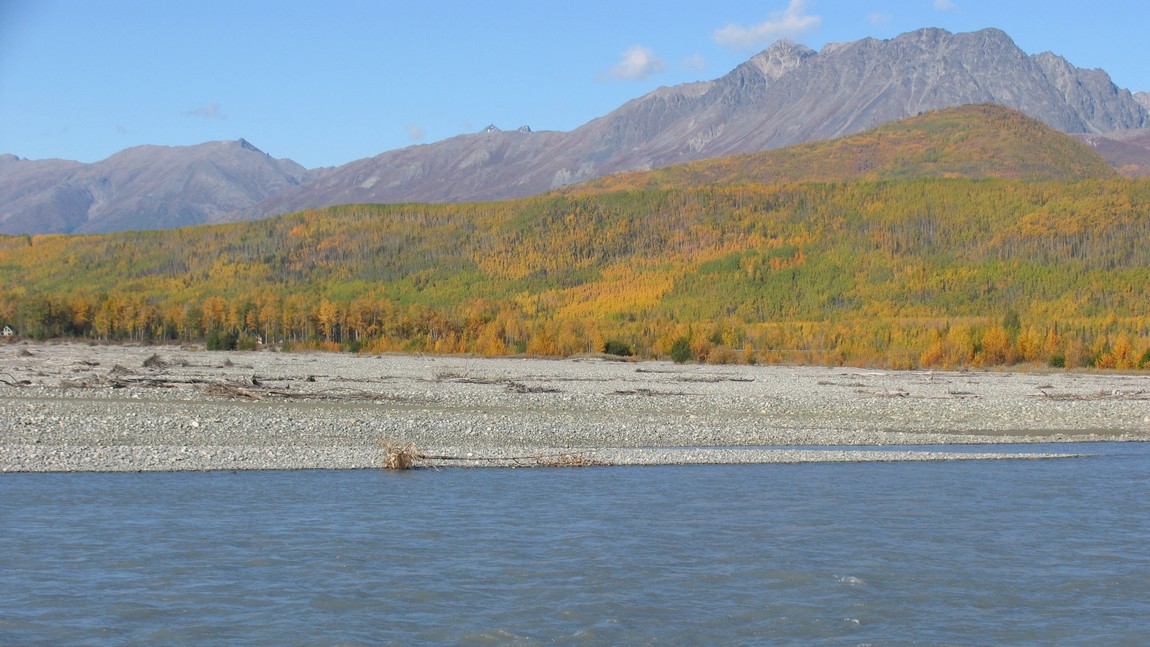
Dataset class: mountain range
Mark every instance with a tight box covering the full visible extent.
[3,26,1149,235]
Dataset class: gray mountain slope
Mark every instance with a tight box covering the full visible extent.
[0,155,87,234]
[0,140,304,235]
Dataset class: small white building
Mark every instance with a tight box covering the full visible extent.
[1,325,13,337]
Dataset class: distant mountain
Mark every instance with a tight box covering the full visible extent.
[4,27,1149,234]
[0,140,304,234]
[0,155,85,234]
[1075,129,1150,176]
[231,128,571,222]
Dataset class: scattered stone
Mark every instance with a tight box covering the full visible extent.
[1,342,1147,472]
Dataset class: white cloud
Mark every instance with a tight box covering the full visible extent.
[713,0,821,49]
[609,45,667,81]
[186,103,227,120]
[683,53,707,71]
[869,12,892,25]
[405,123,425,142]
[934,0,957,10]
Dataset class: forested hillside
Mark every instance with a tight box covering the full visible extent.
[2,107,1148,369]
[569,105,1119,193]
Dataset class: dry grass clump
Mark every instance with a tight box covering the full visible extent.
[143,353,168,369]
[382,439,425,470]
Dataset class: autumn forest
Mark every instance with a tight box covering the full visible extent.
[2,106,1149,370]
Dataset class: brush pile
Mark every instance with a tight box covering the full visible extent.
[381,440,425,469]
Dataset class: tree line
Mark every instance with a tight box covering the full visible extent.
[2,177,1149,369]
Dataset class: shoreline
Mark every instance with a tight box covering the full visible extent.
[3,342,1147,472]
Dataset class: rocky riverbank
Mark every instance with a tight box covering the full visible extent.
[3,342,1148,471]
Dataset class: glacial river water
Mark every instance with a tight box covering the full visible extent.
[3,442,1149,645]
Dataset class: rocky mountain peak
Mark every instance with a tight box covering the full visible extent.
[1032,50,1077,81]
[893,26,1011,50]
[237,138,263,153]
[1136,92,1150,111]
[747,39,816,80]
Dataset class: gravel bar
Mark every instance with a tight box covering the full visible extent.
[3,342,1147,472]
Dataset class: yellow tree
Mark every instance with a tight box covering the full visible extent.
[202,296,227,334]
[257,296,280,343]
[317,298,340,342]
[976,325,1013,367]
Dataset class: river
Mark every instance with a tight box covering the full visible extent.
[3,442,1148,644]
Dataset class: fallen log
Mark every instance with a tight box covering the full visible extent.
[380,439,608,469]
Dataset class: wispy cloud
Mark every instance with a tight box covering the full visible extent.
[405,123,425,142]
[713,0,821,50]
[869,12,892,25]
[934,0,957,11]
[608,45,666,81]
[683,53,707,71]
[185,103,227,120]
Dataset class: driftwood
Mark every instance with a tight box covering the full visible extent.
[609,388,689,397]
[634,367,755,383]
[202,382,262,400]
[0,372,30,386]
[434,371,561,394]
[818,380,867,387]
[196,381,414,403]
[503,381,560,394]
[380,439,608,470]
[1032,388,1150,401]
[54,367,411,403]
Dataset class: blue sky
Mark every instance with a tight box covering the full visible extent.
[2,0,1147,169]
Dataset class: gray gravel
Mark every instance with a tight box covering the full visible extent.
[2,342,1147,471]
